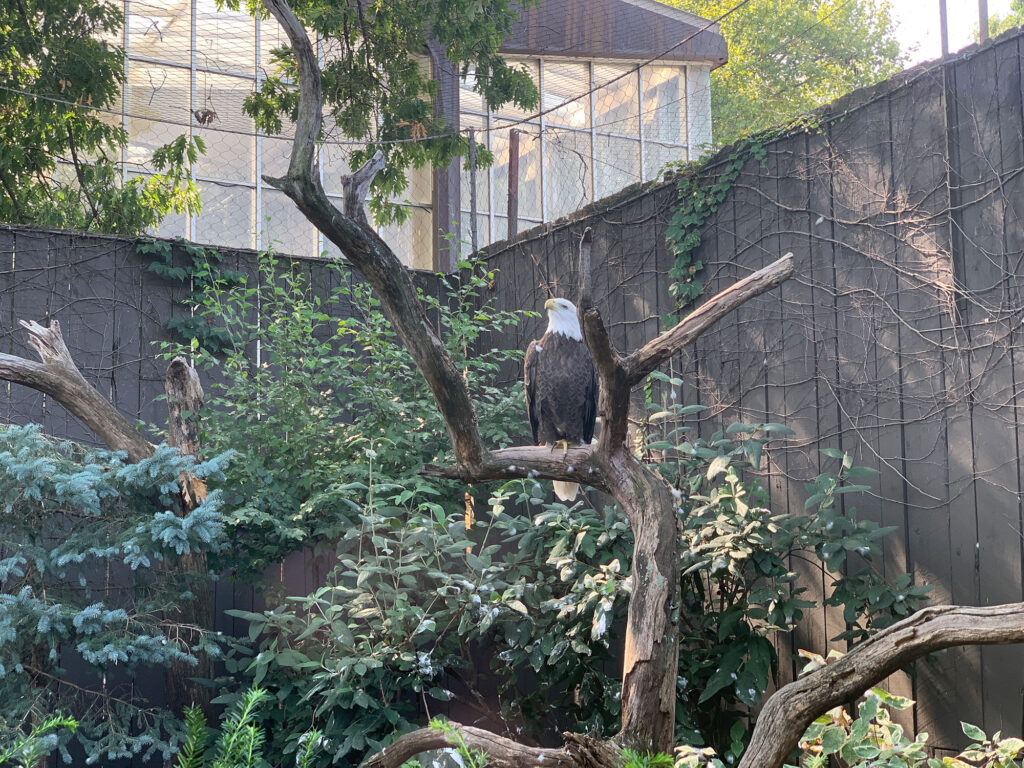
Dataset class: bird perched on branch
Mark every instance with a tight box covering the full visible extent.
[524,298,598,501]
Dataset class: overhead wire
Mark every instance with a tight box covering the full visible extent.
[1,0,753,147]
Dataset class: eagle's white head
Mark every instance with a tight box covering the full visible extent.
[544,297,583,341]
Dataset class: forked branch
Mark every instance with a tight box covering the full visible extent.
[0,320,154,462]
[261,0,488,470]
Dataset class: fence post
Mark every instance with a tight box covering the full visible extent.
[507,128,520,239]
[469,128,479,255]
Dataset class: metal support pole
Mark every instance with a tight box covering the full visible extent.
[469,128,479,255]
[940,0,949,56]
[979,0,989,42]
[507,129,520,240]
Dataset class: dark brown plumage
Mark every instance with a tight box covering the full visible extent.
[524,330,598,446]
[524,296,598,455]
[524,299,597,501]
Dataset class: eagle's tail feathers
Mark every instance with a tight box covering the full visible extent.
[553,480,580,502]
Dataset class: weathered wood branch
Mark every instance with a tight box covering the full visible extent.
[165,355,207,507]
[576,229,629,454]
[0,320,154,462]
[261,0,487,470]
[420,444,607,492]
[625,253,795,388]
[342,149,385,225]
[740,602,1024,768]
[359,724,618,768]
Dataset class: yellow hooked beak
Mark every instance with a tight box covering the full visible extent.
[544,298,557,311]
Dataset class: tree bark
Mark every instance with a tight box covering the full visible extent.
[163,356,214,716]
[0,320,155,461]
[610,458,680,751]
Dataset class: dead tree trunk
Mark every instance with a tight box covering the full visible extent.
[163,357,214,715]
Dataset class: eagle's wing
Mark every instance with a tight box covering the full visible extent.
[582,356,598,443]
[524,339,541,444]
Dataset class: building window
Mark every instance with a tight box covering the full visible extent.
[116,1,434,266]
[459,57,695,253]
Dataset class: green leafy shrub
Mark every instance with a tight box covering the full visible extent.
[0,424,232,762]
[169,251,526,580]
[169,250,931,764]
[677,687,1024,768]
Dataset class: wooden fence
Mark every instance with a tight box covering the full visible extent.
[480,26,1024,752]
[6,23,1024,757]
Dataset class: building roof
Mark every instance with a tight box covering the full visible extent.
[499,0,728,68]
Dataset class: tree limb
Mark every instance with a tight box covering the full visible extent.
[359,724,616,768]
[625,253,795,388]
[576,228,629,453]
[261,0,487,470]
[740,602,1024,768]
[0,320,154,462]
[341,149,385,225]
[420,444,607,492]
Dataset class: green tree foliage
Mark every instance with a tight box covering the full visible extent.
[989,1,1024,37]
[668,0,903,145]
[0,0,203,233]
[0,714,77,767]
[0,425,232,762]
[227,0,539,223]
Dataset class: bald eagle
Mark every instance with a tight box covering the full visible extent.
[524,298,598,501]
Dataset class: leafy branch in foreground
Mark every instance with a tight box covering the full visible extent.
[0,714,77,767]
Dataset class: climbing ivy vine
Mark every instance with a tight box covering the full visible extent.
[664,117,822,314]
[664,140,763,311]
[136,237,246,353]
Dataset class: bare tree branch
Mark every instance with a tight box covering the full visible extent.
[359,724,617,768]
[740,602,1024,768]
[261,0,487,470]
[625,253,795,388]
[420,444,606,491]
[0,320,154,462]
[342,149,385,225]
[576,228,629,453]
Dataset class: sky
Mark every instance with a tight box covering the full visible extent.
[893,0,1014,65]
